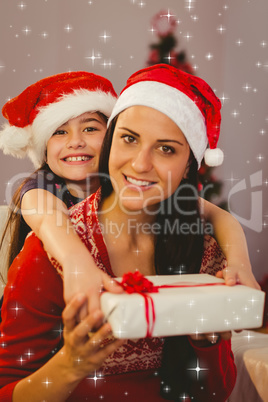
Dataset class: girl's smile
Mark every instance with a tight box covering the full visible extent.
[61,154,93,163]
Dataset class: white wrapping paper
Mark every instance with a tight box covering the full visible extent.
[100,274,265,339]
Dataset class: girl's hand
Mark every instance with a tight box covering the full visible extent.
[61,293,125,383]
[189,331,232,347]
[216,265,260,289]
[63,262,123,320]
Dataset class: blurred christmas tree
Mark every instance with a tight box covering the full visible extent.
[147,10,227,209]
[146,10,194,74]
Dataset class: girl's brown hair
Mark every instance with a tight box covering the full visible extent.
[0,163,48,284]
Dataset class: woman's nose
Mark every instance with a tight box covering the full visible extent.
[131,149,153,172]
[66,131,86,149]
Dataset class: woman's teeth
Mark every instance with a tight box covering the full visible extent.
[64,156,91,162]
[126,176,153,187]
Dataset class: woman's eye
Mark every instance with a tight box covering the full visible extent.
[52,130,66,136]
[160,145,175,154]
[122,135,136,144]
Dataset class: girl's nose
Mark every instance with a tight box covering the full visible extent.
[66,131,86,149]
[131,148,153,173]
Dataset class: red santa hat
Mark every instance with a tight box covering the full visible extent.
[108,64,223,168]
[0,71,117,167]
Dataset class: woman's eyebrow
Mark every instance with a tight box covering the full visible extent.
[118,127,140,136]
[157,139,184,146]
[118,127,184,146]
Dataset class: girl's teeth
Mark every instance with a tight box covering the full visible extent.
[65,156,90,162]
[126,176,152,186]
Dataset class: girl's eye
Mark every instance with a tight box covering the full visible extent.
[84,127,98,133]
[52,130,67,136]
[159,145,175,154]
[122,135,136,144]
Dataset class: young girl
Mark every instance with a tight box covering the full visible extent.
[0,64,238,401]
[0,72,259,318]
[0,71,124,316]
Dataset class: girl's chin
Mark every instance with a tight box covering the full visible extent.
[65,171,98,181]
[65,176,88,183]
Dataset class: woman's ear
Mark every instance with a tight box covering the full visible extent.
[183,160,191,179]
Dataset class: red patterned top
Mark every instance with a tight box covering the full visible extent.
[0,189,235,402]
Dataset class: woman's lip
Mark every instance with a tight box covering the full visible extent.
[123,174,157,190]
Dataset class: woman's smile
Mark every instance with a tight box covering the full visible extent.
[123,173,157,191]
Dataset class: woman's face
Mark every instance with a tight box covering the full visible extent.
[108,106,190,213]
[46,112,107,191]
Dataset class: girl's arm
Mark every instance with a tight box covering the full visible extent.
[200,198,260,289]
[12,295,124,402]
[21,188,122,316]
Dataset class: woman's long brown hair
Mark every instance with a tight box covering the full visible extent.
[99,117,205,399]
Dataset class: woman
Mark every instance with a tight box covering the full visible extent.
[0,64,237,401]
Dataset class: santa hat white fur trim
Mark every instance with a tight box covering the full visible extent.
[108,81,207,169]
[0,89,117,168]
[0,124,32,159]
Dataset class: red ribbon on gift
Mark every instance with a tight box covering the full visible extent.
[118,271,225,338]
[118,271,158,337]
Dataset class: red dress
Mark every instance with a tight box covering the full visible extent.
[0,189,236,401]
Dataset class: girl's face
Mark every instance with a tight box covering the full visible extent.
[108,106,190,213]
[46,112,107,191]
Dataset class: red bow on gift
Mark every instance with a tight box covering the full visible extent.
[120,271,158,294]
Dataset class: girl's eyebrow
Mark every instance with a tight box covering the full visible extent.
[60,117,104,127]
[79,117,104,124]
[118,126,185,146]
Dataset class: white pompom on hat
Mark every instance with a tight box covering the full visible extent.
[0,71,117,168]
[108,64,223,169]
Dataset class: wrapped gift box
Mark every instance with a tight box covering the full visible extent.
[100,274,265,339]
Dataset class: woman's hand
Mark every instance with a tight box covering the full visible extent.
[12,294,125,402]
[61,293,125,383]
[189,331,232,347]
